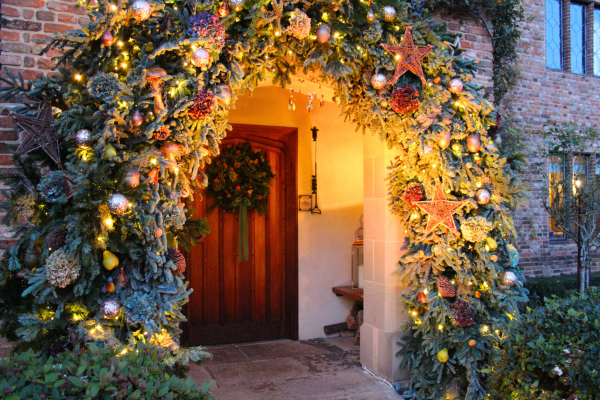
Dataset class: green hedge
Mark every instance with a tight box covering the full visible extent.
[524,273,600,306]
[0,342,216,400]
[490,290,600,399]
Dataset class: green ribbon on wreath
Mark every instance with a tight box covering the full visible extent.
[238,199,250,264]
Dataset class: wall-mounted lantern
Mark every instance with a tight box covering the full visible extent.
[351,227,364,289]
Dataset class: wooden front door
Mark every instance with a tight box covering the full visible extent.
[184,125,298,345]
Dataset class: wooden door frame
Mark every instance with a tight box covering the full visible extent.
[182,124,298,344]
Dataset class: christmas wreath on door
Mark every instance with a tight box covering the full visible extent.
[206,141,275,263]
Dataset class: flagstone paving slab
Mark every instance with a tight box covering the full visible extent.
[187,363,214,384]
[238,340,331,361]
[203,345,248,366]
[212,383,291,400]
[207,357,312,388]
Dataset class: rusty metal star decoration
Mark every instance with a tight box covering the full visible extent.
[9,103,62,168]
[381,26,433,85]
[414,186,468,235]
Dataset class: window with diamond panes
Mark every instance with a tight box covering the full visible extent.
[546,0,563,69]
[571,2,587,74]
[594,8,600,75]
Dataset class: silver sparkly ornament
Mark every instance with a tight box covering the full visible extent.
[366,8,376,23]
[191,47,211,68]
[215,84,232,107]
[75,129,92,149]
[448,78,464,94]
[371,73,388,90]
[124,169,140,188]
[23,246,40,269]
[108,193,129,215]
[316,24,331,44]
[101,299,121,319]
[383,6,397,21]
[501,271,518,286]
[131,0,152,21]
[229,0,244,12]
[476,188,491,205]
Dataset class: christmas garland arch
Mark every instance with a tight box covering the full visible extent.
[206,141,275,262]
[0,0,528,398]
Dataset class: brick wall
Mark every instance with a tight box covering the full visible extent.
[0,0,594,277]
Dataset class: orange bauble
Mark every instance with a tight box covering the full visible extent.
[469,340,476,347]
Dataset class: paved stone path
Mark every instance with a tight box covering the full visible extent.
[188,337,402,400]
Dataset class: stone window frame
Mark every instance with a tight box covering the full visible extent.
[547,0,600,76]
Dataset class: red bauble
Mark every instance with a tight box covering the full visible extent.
[391,86,420,115]
[132,109,143,127]
[102,29,114,46]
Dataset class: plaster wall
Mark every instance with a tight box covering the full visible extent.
[227,86,364,340]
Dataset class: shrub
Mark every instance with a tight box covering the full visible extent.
[0,342,216,400]
[525,273,600,307]
[490,290,600,399]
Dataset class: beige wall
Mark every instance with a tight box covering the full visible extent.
[228,85,364,340]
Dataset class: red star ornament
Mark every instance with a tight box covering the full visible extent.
[381,26,433,85]
[414,186,468,236]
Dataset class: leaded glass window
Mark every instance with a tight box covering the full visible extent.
[571,2,587,74]
[594,8,600,75]
[546,0,563,69]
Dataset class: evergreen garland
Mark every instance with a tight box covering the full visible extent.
[0,0,529,397]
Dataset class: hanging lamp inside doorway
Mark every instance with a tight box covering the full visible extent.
[311,126,322,214]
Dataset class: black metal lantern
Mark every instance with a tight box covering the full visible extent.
[351,227,364,289]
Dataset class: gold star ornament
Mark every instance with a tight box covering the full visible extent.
[414,186,468,235]
[381,26,433,85]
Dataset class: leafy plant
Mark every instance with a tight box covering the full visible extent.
[0,342,217,400]
[525,273,600,307]
[490,290,600,399]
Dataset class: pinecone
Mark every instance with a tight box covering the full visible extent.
[68,328,83,347]
[437,276,456,298]
[188,90,214,119]
[403,182,425,206]
[186,12,225,52]
[154,125,170,140]
[391,86,420,114]
[114,268,129,288]
[451,299,474,327]
[47,227,67,250]
[166,247,186,274]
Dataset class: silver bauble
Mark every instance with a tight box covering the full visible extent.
[215,84,232,107]
[476,188,491,205]
[101,299,121,319]
[108,193,129,215]
[371,73,388,90]
[131,0,152,21]
[494,133,502,147]
[366,8,376,23]
[448,78,464,94]
[501,271,518,286]
[383,6,397,21]
[229,0,244,12]
[316,24,331,44]
[23,247,40,269]
[124,169,140,188]
[191,47,211,68]
[75,129,92,149]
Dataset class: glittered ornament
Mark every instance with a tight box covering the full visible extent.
[132,110,143,127]
[403,182,425,206]
[391,86,420,114]
[188,90,215,119]
[316,24,331,43]
[75,129,92,149]
[451,299,474,327]
[418,291,428,303]
[191,47,211,68]
[476,188,491,205]
[433,76,441,84]
[102,29,114,46]
[124,169,140,188]
[229,0,244,12]
[115,268,129,288]
[187,12,226,52]
[467,134,481,152]
[108,193,129,215]
[217,1,230,17]
[371,73,387,90]
[148,168,159,184]
[366,8,376,23]
[154,125,170,140]
[448,78,464,94]
[153,228,163,238]
[383,6,397,21]
[215,84,232,107]
[131,0,152,21]
[286,9,311,40]
[47,227,68,250]
[437,276,456,297]
[101,299,121,319]
[437,133,451,150]
[501,271,518,286]
[166,247,186,274]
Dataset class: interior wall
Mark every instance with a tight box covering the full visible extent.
[228,86,364,339]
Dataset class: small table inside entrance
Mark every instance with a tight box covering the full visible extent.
[332,286,364,302]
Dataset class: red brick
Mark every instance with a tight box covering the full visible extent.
[58,13,76,24]
[36,11,56,21]
[0,42,36,54]
[0,30,20,41]
[1,19,42,32]
[43,22,72,33]
[23,56,35,68]
[22,9,34,19]
[0,54,22,66]
[0,118,15,129]
[0,6,21,18]
[37,58,55,69]
[1,0,44,7]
